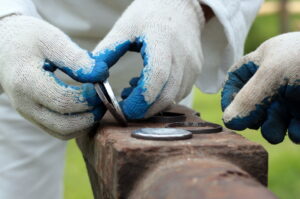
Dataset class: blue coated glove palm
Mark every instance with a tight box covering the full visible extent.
[222,33,300,144]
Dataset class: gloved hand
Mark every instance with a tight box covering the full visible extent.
[0,15,108,140]
[93,0,205,120]
[222,32,300,144]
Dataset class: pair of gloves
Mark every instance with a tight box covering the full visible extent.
[2,0,296,144]
[0,0,204,139]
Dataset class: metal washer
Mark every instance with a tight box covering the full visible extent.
[132,128,192,141]
[95,81,128,127]
[166,122,223,134]
[130,112,187,123]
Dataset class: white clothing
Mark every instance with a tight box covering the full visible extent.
[0,94,66,199]
[0,0,263,92]
[0,0,263,198]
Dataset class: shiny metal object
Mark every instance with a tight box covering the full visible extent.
[130,112,186,123]
[147,112,186,123]
[166,122,222,134]
[131,128,192,141]
[95,81,127,126]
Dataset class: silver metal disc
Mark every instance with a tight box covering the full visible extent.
[166,122,222,134]
[95,81,127,126]
[132,128,192,141]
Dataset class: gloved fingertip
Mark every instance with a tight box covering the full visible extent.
[91,106,106,122]
[222,117,248,131]
[261,121,286,144]
[223,96,271,132]
[129,77,140,87]
[260,100,289,144]
[223,107,268,131]
[121,87,134,99]
[120,87,150,120]
[288,119,300,144]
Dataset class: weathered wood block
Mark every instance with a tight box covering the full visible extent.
[77,105,276,199]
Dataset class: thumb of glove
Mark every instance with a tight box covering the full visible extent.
[40,24,108,83]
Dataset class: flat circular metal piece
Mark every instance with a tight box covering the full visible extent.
[95,81,127,127]
[144,112,187,123]
[166,122,223,134]
[132,128,192,141]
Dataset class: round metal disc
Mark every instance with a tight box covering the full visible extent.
[129,112,186,123]
[95,81,127,126]
[147,112,186,123]
[166,122,222,134]
[131,128,192,141]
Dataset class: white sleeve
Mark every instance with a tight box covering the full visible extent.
[197,0,263,93]
[0,0,40,18]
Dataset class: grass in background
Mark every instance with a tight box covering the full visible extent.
[64,12,300,199]
[64,140,93,199]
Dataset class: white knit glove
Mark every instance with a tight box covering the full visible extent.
[0,15,108,140]
[93,0,204,120]
[222,32,300,144]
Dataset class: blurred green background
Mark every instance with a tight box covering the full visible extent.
[64,1,300,199]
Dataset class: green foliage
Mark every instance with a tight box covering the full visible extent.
[64,140,93,199]
[245,13,300,54]
[245,14,280,54]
